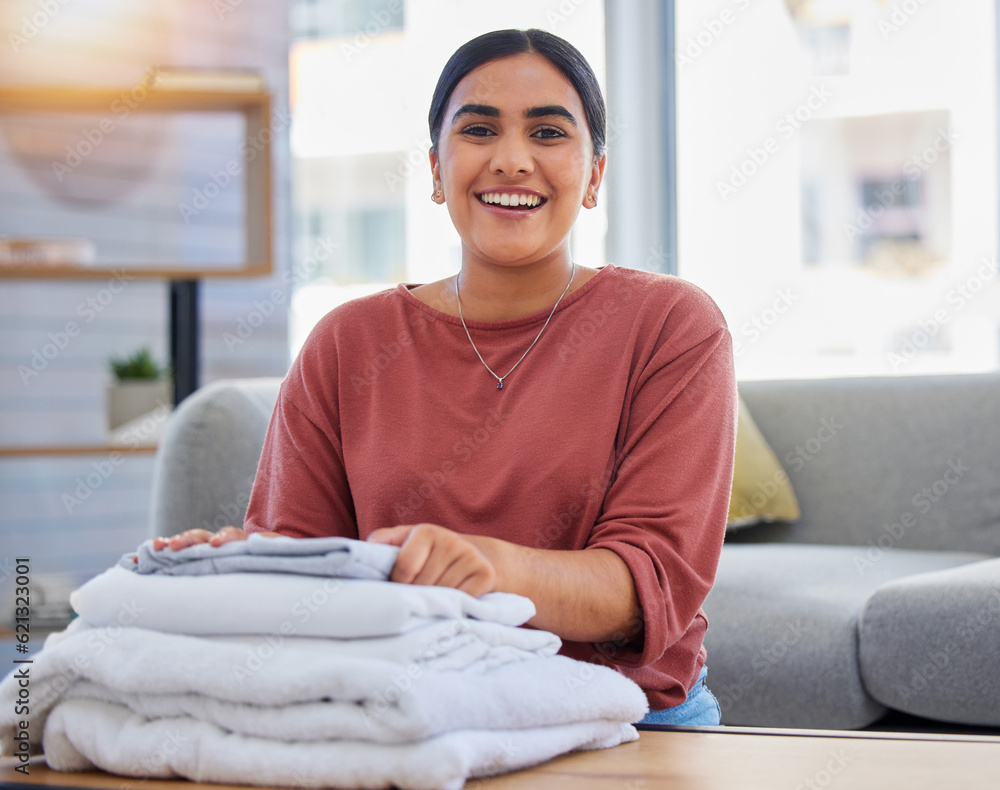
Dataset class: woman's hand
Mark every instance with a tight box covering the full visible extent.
[152,526,280,551]
[367,523,497,598]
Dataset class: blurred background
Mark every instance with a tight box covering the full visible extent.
[1,0,997,621]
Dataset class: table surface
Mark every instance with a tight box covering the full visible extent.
[3,726,1000,790]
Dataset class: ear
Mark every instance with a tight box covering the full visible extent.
[429,150,445,203]
[583,154,606,209]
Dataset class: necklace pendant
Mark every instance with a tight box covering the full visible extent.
[497,380,503,390]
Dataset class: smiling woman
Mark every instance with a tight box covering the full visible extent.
[156,28,738,729]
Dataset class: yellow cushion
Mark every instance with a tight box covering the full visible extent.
[728,397,801,529]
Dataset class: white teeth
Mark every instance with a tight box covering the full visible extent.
[479,193,542,207]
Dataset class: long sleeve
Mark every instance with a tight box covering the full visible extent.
[586,303,736,670]
[244,314,358,539]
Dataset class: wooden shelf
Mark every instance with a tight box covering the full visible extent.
[0,84,273,280]
[0,86,269,113]
[1,79,278,412]
[0,444,158,458]
[0,263,272,280]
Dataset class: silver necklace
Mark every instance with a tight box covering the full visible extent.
[456,263,576,390]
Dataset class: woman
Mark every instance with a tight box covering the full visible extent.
[156,28,737,726]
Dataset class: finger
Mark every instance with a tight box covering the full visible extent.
[420,547,495,597]
[209,526,249,546]
[389,528,435,585]
[367,525,416,546]
[166,529,214,551]
[453,567,495,598]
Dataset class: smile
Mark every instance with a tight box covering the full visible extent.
[477,192,546,209]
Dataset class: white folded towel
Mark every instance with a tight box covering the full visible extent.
[0,550,650,789]
[46,614,562,676]
[0,623,646,749]
[44,697,638,790]
[71,566,536,637]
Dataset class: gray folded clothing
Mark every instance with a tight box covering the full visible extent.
[120,534,398,580]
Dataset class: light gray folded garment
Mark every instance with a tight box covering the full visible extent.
[120,534,397,580]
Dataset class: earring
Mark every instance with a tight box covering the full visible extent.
[586,194,597,206]
[431,189,443,202]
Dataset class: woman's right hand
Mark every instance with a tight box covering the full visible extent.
[152,525,273,551]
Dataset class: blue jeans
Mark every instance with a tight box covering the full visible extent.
[636,665,721,726]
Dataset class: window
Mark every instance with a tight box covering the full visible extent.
[291,0,404,40]
[676,0,999,379]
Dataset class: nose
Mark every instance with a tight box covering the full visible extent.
[489,134,534,177]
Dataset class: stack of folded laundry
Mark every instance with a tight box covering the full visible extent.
[0,535,648,790]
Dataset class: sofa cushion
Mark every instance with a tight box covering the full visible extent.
[703,544,988,729]
[732,374,1000,555]
[859,557,1000,726]
[728,397,801,530]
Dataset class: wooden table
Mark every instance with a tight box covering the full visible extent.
[3,726,999,790]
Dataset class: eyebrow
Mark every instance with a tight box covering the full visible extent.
[450,103,578,126]
[524,105,578,126]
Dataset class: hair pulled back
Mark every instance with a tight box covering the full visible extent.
[428,28,607,159]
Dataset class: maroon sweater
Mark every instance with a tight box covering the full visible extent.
[245,264,737,709]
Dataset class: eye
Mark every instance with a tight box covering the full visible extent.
[460,124,495,137]
[532,126,567,140]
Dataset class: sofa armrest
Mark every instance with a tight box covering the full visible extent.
[148,378,282,539]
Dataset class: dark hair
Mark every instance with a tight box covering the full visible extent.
[428,28,607,158]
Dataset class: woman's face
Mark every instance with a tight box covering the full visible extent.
[430,53,605,271]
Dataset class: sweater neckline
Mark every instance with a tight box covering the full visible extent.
[396,264,616,330]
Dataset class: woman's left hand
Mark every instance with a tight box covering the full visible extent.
[367,523,497,597]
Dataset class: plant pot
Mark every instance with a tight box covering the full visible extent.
[106,379,172,432]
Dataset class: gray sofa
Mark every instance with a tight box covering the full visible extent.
[149,373,1000,731]
[707,374,1000,731]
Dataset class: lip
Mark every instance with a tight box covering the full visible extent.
[475,186,548,214]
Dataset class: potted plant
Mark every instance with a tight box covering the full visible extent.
[106,346,172,432]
